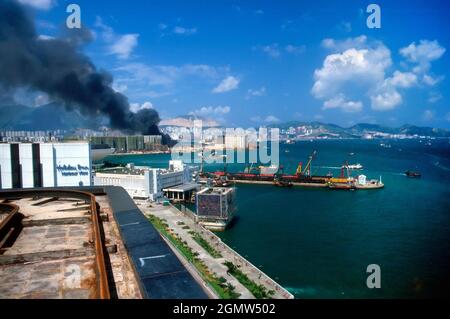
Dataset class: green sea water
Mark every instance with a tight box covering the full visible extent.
[105,139,450,298]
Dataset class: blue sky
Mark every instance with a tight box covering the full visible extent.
[22,0,450,128]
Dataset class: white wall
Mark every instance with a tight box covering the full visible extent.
[94,173,148,198]
[40,143,56,187]
[0,144,12,189]
[53,143,92,187]
[0,142,92,189]
[19,144,34,188]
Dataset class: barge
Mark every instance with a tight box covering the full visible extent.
[201,151,384,190]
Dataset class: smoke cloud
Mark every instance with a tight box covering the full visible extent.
[0,0,167,139]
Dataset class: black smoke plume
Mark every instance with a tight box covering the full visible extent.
[0,0,170,142]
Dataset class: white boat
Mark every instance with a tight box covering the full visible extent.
[91,144,115,161]
[342,163,363,170]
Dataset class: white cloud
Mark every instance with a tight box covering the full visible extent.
[338,21,352,33]
[109,34,139,59]
[312,43,391,105]
[37,20,56,29]
[387,71,417,88]
[189,106,231,117]
[428,92,442,103]
[115,63,224,88]
[422,74,443,86]
[323,95,363,112]
[400,40,446,84]
[130,101,153,113]
[34,94,49,107]
[250,115,280,123]
[212,76,240,93]
[312,36,439,113]
[18,0,54,10]
[264,115,280,123]
[370,90,402,111]
[321,35,368,51]
[95,17,139,59]
[173,26,197,35]
[423,109,435,121]
[255,43,305,57]
[369,71,417,110]
[38,34,55,41]
[400,40,446,64]
[285,44,305,55]
[246,87,266,99]
[257,44,281,58]
[112,83,128,93]
[158,23,168,30]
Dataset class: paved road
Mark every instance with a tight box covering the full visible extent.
[141,203,255,299]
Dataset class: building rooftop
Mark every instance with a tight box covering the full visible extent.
[197,187,234,195]
[95,167,147,175]
[0,186,208,299]
[0,188,141,299]
[0,190,111,298]
[162,183,200,192]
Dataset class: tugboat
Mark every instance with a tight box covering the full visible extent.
[405,170,421,178]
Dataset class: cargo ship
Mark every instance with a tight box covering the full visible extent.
[205,151,331,186]
[201,150,384,190]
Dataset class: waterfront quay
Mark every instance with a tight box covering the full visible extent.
[136,200,293,299]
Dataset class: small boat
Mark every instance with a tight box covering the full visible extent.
[405,170,421,178]
[342,163,363,170]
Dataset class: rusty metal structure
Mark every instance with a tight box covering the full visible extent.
[0,189,110,299]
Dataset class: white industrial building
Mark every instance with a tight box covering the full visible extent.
[93,160,193,201]
[0,142,92,189]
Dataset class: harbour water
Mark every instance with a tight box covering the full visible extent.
[105,139,450,298]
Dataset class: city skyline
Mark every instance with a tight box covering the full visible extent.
[4,0,450,130]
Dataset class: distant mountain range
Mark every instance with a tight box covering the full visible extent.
[1,104,449,137]
[268,121,450,138]
[0,102,92,130]
[160,115,220,127]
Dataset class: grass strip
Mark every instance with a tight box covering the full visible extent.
[223,261,275,299]
[147,214,240,299]
[190,232,223,258]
